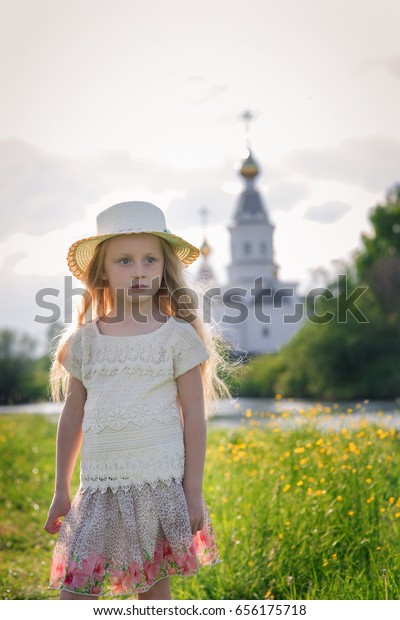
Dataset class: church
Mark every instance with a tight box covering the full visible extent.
[196,148,307,357]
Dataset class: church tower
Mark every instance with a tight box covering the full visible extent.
[196,206,217,285]
[227,148,279,286]
[216,109,306,355]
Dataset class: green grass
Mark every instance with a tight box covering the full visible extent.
[1,412,400,600]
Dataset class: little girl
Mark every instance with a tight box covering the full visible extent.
[44,201,232,600]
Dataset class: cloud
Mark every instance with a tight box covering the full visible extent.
[189,84,229,104]
[304,201,352,224]
[284,135,400,192]
[0,139,98,239]
[0,138,246,275]
[0,138,240,241]
[167,187,234,228]
[357,54,400,80]
[264,179,311,211]
[384,55,400,79]
[186,75,206,82]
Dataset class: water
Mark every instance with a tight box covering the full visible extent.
[1,397,399,431]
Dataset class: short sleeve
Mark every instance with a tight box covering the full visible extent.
[60,328,83,381]
[173,321,210,379]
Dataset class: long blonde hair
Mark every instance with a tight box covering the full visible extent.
[50,235,239,418]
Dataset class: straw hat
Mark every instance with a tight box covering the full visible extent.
[67,201,200,280]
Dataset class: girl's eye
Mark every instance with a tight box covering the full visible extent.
[119,257,156,265]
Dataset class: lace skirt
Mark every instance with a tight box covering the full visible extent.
[49,479,221,597]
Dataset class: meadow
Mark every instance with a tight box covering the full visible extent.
[1,406,400,600]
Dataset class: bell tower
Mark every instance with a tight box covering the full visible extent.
[227,110,279,286]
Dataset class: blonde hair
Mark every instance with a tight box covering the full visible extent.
[50,235,239,418]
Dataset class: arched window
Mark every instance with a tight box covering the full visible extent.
[243,242,251,255]
[260,241,267,255]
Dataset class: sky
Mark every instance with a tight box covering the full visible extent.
[1,0,399,351]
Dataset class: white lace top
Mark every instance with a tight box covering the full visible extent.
[60,317,210,493]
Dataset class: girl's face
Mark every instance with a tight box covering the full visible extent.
[103,233,165,306]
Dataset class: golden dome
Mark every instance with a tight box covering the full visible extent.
[240,150,260,179]
[200,239,212,258]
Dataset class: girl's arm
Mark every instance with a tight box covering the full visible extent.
[177,365,206,534]
[44,375,87,534]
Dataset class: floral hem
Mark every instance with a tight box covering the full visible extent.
[50,531,221,597]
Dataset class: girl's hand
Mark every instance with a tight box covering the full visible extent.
[184,489,204,534]
[44,492,71,534]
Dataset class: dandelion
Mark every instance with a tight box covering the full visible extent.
[348,510,355,516]
[366,496,375,504]
[283,484,291,493]
[337,496,343,501]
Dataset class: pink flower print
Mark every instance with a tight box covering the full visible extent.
[51,554,67,582]
[186,551,199,572]
[91,586,102,595]
[64,560,91,590]
[153,542,164,564]
[154,541,168,570]
[194,529,212,552]
[162,539,175,563]
[174,552,198,575]
[144,558,160,584]
[82,554,105,581]
[110,570,132,595]
[128,560,143,584]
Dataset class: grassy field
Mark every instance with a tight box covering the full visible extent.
[1,408,400,600]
